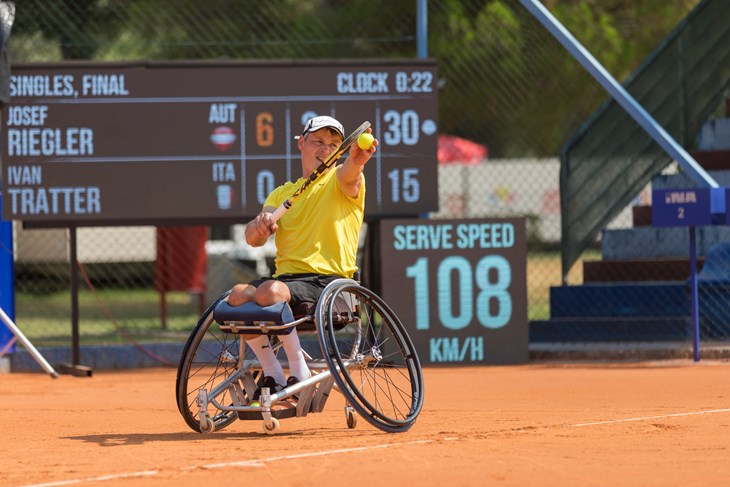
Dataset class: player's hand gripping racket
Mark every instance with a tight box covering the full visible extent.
[270,121,371,223]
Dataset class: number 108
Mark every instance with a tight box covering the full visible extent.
[405,255,512,331]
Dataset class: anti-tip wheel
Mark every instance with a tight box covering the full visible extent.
[346,407,357,429]
[200,416,216,434]
[262,417,280,435]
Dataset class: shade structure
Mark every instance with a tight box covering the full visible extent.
[438,134,488,164]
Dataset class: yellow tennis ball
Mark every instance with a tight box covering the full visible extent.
[357,132,374,150]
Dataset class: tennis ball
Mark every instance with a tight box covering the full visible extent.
[357,132,375,150]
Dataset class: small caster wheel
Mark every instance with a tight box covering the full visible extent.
[345,406,357,429]
[200,416,215,434]
[262,417,280,435]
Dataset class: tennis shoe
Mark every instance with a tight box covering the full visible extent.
[286,376,300,400]
[252,376,284,403]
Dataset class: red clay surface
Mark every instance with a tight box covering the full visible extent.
[2,361,730,486]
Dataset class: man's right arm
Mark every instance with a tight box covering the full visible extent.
[245,206,277,247]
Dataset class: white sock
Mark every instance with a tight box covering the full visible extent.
[279,329,311,381]
[246,335,286,386]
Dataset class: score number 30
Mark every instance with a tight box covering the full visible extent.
[383,109,423,204]
[406,255,512,330]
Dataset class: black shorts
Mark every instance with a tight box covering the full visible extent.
[248,273,344,308]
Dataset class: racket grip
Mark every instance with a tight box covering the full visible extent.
[271,202,289,223]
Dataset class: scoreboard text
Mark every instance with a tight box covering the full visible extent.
[2,60,438,226]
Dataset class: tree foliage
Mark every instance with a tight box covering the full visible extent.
[10,0,702,157]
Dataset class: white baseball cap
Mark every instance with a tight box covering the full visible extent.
[296,115,345,140]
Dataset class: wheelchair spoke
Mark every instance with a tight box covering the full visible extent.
[317,280,424,432]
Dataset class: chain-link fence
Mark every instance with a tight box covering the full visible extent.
[5,0,726,357]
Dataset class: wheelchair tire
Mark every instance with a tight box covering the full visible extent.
[316,280,424,433]
[176,292,247,433]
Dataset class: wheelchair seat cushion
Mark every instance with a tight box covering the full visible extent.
[213,301,295,334]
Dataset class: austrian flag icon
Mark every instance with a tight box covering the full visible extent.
[210,126,236,151]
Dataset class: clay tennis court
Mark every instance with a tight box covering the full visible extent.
[2,361,730,486]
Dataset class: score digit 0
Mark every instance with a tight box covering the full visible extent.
[256,112,274,147]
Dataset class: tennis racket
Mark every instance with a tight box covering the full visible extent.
[270,120,371,223]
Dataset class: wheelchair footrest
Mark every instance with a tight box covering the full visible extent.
[214,301,295,335]
[237,406,298,421]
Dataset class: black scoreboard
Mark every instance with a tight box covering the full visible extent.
[2,60,438,226]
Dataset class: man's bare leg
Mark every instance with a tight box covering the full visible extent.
[226,282,287,386]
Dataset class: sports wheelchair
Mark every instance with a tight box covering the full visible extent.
[175,278,424,434]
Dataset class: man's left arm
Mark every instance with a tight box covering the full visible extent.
[337,130,378,198]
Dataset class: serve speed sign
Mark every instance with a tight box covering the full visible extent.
[380,217,528,365]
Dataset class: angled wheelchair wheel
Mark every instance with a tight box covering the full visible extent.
[317,280,424,433]
[176,292,257,433]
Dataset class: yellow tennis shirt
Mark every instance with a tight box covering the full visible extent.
[264,166,365,278]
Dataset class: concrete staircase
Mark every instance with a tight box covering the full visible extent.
[532,101,730,342]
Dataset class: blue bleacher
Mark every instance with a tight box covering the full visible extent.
[550,283,689,318]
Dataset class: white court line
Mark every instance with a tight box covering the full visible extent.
[571,408,730,427]
[19,470,159,487]
[197,439,433,469]
[18,440,432,487]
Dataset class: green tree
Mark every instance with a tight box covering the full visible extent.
[9,0,703,156]
[12,0,125,60]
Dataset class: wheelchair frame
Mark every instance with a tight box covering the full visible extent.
[176,278,424,434]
